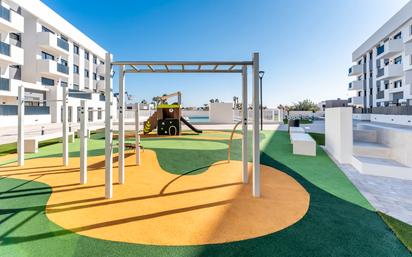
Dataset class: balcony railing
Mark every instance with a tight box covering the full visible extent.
[99,94,105,101]
[57,63,69,74]
[0,5,11,22]
[376,91,385,99]
[0,105,50,116]
[377,67,385,78]
[68,89,92,100]
[0,41,10,56]
[0,77,10,91]
[57,37,69,51]
[371,106,412,115]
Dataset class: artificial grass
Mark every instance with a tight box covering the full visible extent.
[379,212,412,252]
[0,131,411,257]
[309,132,325,146]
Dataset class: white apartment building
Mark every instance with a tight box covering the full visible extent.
[348,1,412,111]
[0,0,114,127]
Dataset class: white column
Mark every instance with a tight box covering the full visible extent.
[17,86,24,166]
[105,53,113,199]
[80,100,88,184]
[135,103,141,166]
[62,86,69,166]
[118,65,125,184]
[241,65,248,184]
[252,52,261,197]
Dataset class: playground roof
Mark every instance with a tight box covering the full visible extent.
[112,61,254,73]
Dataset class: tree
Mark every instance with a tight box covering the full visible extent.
[141,99,148,104]
[290,99,319,112]
[209,99,215,104]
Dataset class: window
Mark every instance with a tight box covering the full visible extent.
[100,60,105,65]
[85,69,89,78]
[60,59,68,66]
[99,75,104,81]
[41,77,54,86]
[88,107,93,122]
[394,32,402,40]
[68,106,72,123]
[42,26,55,34]
[370,88,373,95]
[73,64,79,74]
[394,56,402,64]
[61,81,68,87]
[384,81,389,90]
[358,91,362,97]
[84,50,89,60]
[384,58,390,66]
[60,35,68,42]
[98,108,102,120]
[41,51,54,61]
[93,72,97,80]
[73,44,79,55]
[394,80,402,88]
[73,84,79,90]
[93,55,97,64]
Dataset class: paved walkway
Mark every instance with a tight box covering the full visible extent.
[327,151,412,225]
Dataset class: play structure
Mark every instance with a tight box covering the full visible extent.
[143,91,202,135]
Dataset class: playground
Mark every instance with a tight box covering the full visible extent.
[1,54,411,257]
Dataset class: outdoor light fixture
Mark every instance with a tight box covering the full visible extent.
[259,71,265,131]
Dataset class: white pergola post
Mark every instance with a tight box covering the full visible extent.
[17,86,24,166]
[105,53,113,199]
[252,52,261,197]
[118,65,125,184]
[135,103,141,166]
[62,86,69,166]
[80,100,88,184]
[241,65,248,184]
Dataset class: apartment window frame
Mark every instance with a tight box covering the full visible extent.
[41,77,55,86]
[88,107,93,122]
[73,44,79,55]
[41,51,54,61]
[97,108,102,120]
[394,56,402,65]
[93,55,97,64]
[73,84,79,90]
[93,72,97,81]
[84,50,90,61]
[61,81,68,88]
[73,64,79,74]
[85,69,89,78]
[394,80,402,88]
[42,26,55,34]
[393,32,402,40]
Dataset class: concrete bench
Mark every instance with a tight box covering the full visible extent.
[290,133,316,156]
[289,127,305,134]
[24,132,75,153]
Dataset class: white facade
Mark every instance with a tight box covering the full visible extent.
[348,1,412,109]
[0,0,113,126]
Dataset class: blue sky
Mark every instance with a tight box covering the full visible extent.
[43,0,409,107]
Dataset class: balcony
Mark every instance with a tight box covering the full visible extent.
[376,39,403,60]
[0,5,24,33]
[376,91,385,100]
[37,59,69,78]
[351,96,364,106]
[37,32,69,56]
[0,41,24,65]
[348,64,364,76]
[96,80,105,92]
[348,80,363,91]
[376,64,403,80]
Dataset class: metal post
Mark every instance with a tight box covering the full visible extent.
[260,76,263,131]
[118,65,125,184]
[80,100,88,184]
[252,53,261,197]
[135,103,140,166]
[105,53,113,199]
[241,65,248,184]
[17,86,24,166]
[62,86,69,166]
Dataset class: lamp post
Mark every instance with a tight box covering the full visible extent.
[259,71,265,131]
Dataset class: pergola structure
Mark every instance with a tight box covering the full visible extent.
[104,52,261,199]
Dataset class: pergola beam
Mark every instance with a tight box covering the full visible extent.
[113,61,253,66]
[147,65,155,72]
[124,69,242,74]
[129,64,139,72]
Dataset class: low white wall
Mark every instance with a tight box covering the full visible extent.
[1,115,52,127]
[370,114,412,126]
[353,114,371,121]
[287,111,324,119]
[182,110,209,117]
[325,107,353,164]
[209,103,233,123]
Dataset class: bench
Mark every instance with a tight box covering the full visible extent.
[290,133,316,156]
[289,127,305,134]
[24,132,75,153]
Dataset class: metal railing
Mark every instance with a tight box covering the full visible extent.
[0,77,10,91]
[57,37,69,51]
[99,94,105,101]
[371,106,412,115]
[57,63,69,74]
[377,45,385,56]
[377,67,385,78]
[0,5,10,21]
[68,89,92,100]
[0,105,50,115]
[376,91,385,99]
[0,41,10,56]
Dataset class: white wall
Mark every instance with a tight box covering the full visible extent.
[182,110,208,117]
[370,114,412,126]
[325,107,353,164]
[209,103,233,123]
[1,114,51,127]
[353,114,371,121]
